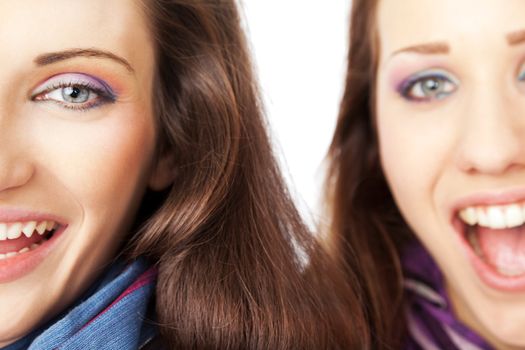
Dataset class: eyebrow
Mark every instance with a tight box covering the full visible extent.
[390,42,450,57]
[34,48,134,73]
[389,28,525,60]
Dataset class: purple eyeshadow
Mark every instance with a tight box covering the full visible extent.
[36,72,116,100]
[396,69,455,98]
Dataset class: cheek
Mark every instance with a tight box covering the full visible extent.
[80,121,154,211]
[377,105,456,228]
[32,106,156,221]
[378,113,430,204]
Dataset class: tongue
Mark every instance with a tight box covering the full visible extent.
[0,234,45,254]
[478,226,525,272]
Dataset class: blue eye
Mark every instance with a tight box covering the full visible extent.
[399,71,458,102]
[52,86,91,104]
[32,73,116,111]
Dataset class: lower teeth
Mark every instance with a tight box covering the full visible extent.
[0,229,56,261]
[0,242,41,260]
[496,266,525,277]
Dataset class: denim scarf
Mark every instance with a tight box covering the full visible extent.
[2,259,157,350]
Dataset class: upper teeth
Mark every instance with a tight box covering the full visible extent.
[0,220,56,241]
[459,204,525,229]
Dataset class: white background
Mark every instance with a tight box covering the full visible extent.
[240,1,352,226]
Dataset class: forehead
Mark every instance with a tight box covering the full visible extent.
[0,0,151,69]
[377,0,525,60]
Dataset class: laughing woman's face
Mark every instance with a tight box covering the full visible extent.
[0,0,161,346]
[376,0,525,348]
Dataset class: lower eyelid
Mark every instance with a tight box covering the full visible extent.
[51,98,110,112]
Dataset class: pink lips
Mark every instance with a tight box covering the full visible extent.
[0,208,67,284]
[450,188,525,215]
[451,188,525,292]
[0,208,66,223]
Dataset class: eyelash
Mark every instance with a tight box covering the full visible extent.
[32,79,116,112]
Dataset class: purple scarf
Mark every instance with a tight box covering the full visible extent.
[403,242,493,349]
[2,259,157,350]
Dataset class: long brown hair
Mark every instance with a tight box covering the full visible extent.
[325,0,412,348]
[122,1,368,348]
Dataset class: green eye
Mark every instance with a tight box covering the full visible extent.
[412,77,452,99]
[399,72,458,102]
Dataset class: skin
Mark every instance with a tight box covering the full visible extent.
[376,0,525,348]
[0,0,170,346]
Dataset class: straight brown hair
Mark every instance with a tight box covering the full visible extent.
[120,1,370,348]
[325,0,413,348]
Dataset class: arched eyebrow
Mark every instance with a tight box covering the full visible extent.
[34,48,134,73]
[390,42,450,57]
[390,28,525,59]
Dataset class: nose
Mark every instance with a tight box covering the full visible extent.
[455,90,525,175]
[0,118,35,192]
[0,159,34,192]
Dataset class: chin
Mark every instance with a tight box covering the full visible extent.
[479,303,525,347]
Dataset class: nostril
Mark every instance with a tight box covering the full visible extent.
[456,153,523,176]
[454,117,524,176]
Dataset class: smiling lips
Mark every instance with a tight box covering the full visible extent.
[459,203,525,279]
[0,220,57,259]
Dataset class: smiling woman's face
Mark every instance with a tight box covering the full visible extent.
[0,0,158,346]
[376,0,525,348]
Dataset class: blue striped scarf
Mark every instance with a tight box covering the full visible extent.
[2,259,157,350]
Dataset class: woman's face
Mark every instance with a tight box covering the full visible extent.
[0,0,159,346]
[376,0,525,347]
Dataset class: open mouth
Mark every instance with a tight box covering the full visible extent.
[456,203,525,279]
[0,220,59,260]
